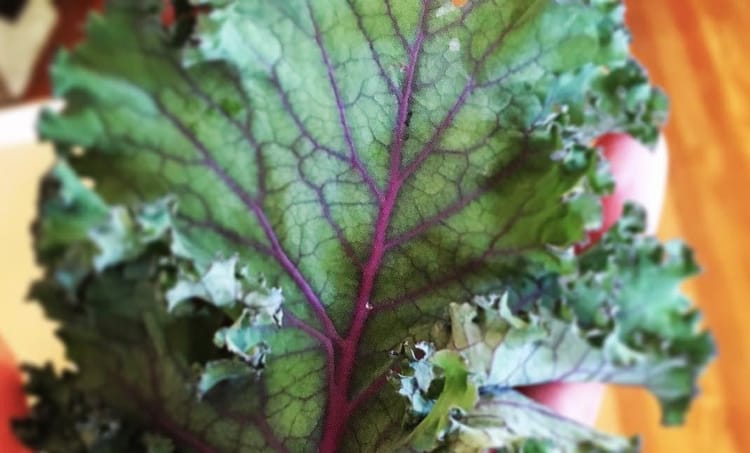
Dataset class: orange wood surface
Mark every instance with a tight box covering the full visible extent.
[598,1,750,452]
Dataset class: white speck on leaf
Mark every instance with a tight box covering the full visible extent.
[550,150,567,161]
[448,38,461,52]
[435,4,457,18]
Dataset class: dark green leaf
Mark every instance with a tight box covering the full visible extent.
[20,0,710,452]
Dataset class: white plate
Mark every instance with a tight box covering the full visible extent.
[0,100,62,150]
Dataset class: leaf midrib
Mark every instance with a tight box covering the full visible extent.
[131,1,546,450]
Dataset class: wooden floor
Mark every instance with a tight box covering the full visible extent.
[598,1,750,452]
[1,1,748,452]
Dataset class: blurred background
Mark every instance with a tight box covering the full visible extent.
[1,0,748,451]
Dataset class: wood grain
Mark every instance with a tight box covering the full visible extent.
[598,1,750,452]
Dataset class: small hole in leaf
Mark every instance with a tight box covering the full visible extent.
[80,177,96,190]
[70,147,85,157]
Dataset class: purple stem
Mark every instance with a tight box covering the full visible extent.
[318,2,431,451]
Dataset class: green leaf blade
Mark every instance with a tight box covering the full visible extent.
[20,0,706,452]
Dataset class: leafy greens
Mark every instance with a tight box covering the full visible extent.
[16,0,712,452]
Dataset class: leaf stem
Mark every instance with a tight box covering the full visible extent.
[318,1,431,451]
